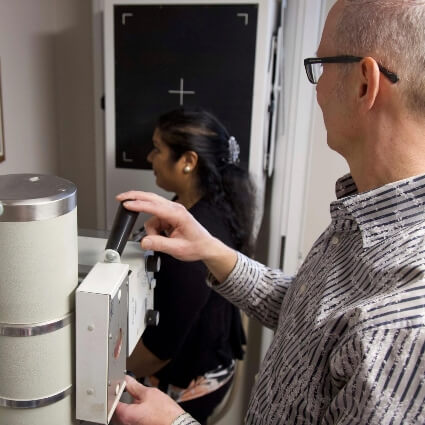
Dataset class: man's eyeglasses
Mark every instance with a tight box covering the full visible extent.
[304,55,399,84]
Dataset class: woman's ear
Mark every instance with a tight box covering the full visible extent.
[180,151,198,173]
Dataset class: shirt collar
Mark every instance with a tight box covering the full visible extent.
[330,173,425,248]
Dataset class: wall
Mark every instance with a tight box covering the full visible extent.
[0,0,98,229]
[0,0,59,176]
[300,0,347,258]
[54,0,98,228]
[301,102,347,256]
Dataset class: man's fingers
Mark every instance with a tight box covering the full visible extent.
[141,234,186,258]
[122,198,187,227]
[116,191,158,202]
[113,377,149,424]
[144,216,164,236]
[114,401,143,425]
[123,375,146,401]
[117,191,167,216]
[117,191,171,211]
[114,402,131,425]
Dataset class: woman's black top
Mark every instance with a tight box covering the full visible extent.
[141,198,246,388]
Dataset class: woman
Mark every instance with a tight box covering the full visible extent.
[127,107,255,424]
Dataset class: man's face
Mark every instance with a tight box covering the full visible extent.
[316,1,353,156]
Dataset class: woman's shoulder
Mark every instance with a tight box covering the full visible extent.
[189,198,224,224]
[190,199,235,246]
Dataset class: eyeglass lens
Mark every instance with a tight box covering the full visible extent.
[309,63,323,84]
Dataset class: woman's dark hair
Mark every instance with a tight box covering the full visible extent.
[156,107,256,256]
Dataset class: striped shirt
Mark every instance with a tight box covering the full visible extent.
[173,173,425,425]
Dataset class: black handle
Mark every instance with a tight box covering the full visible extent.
[145,309,160,327]
[105,202,139,255]
[146,254,161,273]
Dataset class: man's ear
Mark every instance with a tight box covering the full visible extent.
[358,56,380,111]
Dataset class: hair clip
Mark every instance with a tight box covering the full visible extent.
[228,136,240,165]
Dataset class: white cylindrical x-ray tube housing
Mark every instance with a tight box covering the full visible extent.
[0,174,78,425]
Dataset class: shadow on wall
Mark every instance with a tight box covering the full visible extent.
[54,0,98,229]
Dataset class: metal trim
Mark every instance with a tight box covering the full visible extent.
[0,385,72,409]
[0,313,73,337]
[0,174,77,222]
[0,195,76,222]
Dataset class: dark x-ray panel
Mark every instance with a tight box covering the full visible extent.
[114,4,258,170]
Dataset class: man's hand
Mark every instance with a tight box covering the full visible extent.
[113,376,185,425]
[116,191,237,283]
[117,191,212,261]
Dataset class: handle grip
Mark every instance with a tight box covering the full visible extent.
[105,202,139,255]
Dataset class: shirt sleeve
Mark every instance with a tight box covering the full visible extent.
[324,327,425,424]
[207,252,294,330]
[171,412,200,425]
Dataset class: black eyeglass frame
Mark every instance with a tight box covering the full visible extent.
[304,55,399,84]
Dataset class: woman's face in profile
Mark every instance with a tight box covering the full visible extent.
[147,128,181,192]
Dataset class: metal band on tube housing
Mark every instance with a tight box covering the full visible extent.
[0,174,77,222]
[0,313,73,337]
[0,385,72,409]
[0,174,78,425]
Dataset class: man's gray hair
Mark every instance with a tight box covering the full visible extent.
[335,0,425,114]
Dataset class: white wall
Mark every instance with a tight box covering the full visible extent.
[300,0,347,258]
[0,0,59,175]
[54,0,98,228]
[265,0,325,274]
[0,0,98,228]
[301,102,347,257]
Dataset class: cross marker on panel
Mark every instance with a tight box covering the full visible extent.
[168,78,195,106]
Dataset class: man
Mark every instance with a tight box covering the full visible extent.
[114,0,425,423]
